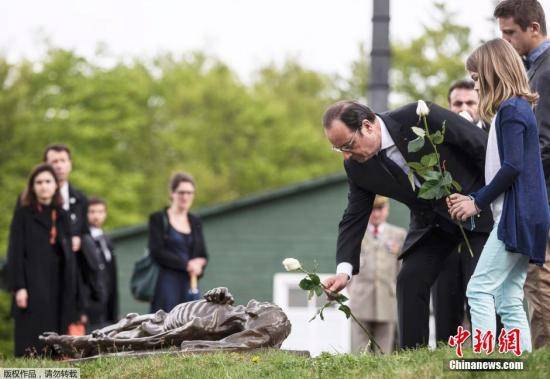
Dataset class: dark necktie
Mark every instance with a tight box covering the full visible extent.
[373,225,379,238]
[522,56,531,70]
[97,235,112,262]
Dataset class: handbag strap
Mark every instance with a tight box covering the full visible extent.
[162,210,169,239]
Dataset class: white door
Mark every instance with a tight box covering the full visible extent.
[273,273,351,356]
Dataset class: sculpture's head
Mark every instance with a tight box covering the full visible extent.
[243,300,291,347]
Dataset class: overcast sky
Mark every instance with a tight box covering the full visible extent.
[1,0,549,80]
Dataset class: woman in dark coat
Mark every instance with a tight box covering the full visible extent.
[149,172,208,312]
[7,164,80,356]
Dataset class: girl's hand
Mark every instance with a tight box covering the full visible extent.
[449,198,480,221]
[446,193,470,209]
[15,288,28,309]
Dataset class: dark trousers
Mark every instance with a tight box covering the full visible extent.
[396,227,487,349]
[432,245,475,342]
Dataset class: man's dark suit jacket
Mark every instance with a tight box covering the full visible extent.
[81,233,118,323]
[528,47,550,179]
[67,183,88,237]
[337,103,494,274]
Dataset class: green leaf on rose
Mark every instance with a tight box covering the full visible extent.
[431,130,444,144]
[338,304,352,319]
[420,153,438,167]
[418,180,443,200]
[309,273,321,286]
[408,136,425,153]
[335,294,348,302]
[407,162,425,171]
[319,304,331,321]
[421,170,441,181]
[442,171,453,187]
[411,127,426,137]
[314,286,323,297]
[299,278,314,291]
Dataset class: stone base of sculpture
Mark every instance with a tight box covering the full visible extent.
[40,287,292,359]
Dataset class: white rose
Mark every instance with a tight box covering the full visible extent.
[416,100,430,117]
[282,258,302,271]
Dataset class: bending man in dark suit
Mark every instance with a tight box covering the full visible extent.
[495,0,550,349]
[321,100,493,349]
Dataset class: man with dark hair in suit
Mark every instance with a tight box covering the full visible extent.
[495,0,550,349]
[81,197,118,331]
[42,144,89,252]
[447,79,488,131]
[321,100,492,349]
[42,144,89,331]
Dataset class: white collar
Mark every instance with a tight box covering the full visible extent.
[60,182,70,210]
[377,115,395,152]
[61,182,69,196]
[89,227,104,238]
[368,222,386,234]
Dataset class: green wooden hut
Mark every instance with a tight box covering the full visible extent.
[110,173,410,315]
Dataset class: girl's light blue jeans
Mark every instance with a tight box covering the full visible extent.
[466,225,532,354]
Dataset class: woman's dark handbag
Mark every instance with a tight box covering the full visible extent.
[130,212,168,302]
[130,252,159,302]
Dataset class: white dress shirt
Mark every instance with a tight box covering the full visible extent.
[60,182,70,211]
[367,222,385,238]
[90,226,112,262]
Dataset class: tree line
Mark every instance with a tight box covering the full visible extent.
[0,2,473,254]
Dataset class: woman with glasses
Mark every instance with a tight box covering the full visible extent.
[149,172,209,312]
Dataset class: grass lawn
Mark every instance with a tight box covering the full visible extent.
[1,346,549,378]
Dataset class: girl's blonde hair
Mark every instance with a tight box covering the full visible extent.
[466,38,538,122]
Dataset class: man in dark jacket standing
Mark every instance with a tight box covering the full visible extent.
[42,144,88,251]
[321,100,492,349]
[81,197,118,331]
[495,0,550,349]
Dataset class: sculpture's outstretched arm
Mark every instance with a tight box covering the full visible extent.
[180,328,271,351]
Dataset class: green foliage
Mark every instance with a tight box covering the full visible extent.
[345,1,473,106]
[0,49,341,256]
[2,348,550,378]
[339,42,369,100]
[0,291,13,357]
[391,2,472,106]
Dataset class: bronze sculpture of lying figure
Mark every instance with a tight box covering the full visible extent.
[40,287,291,358]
